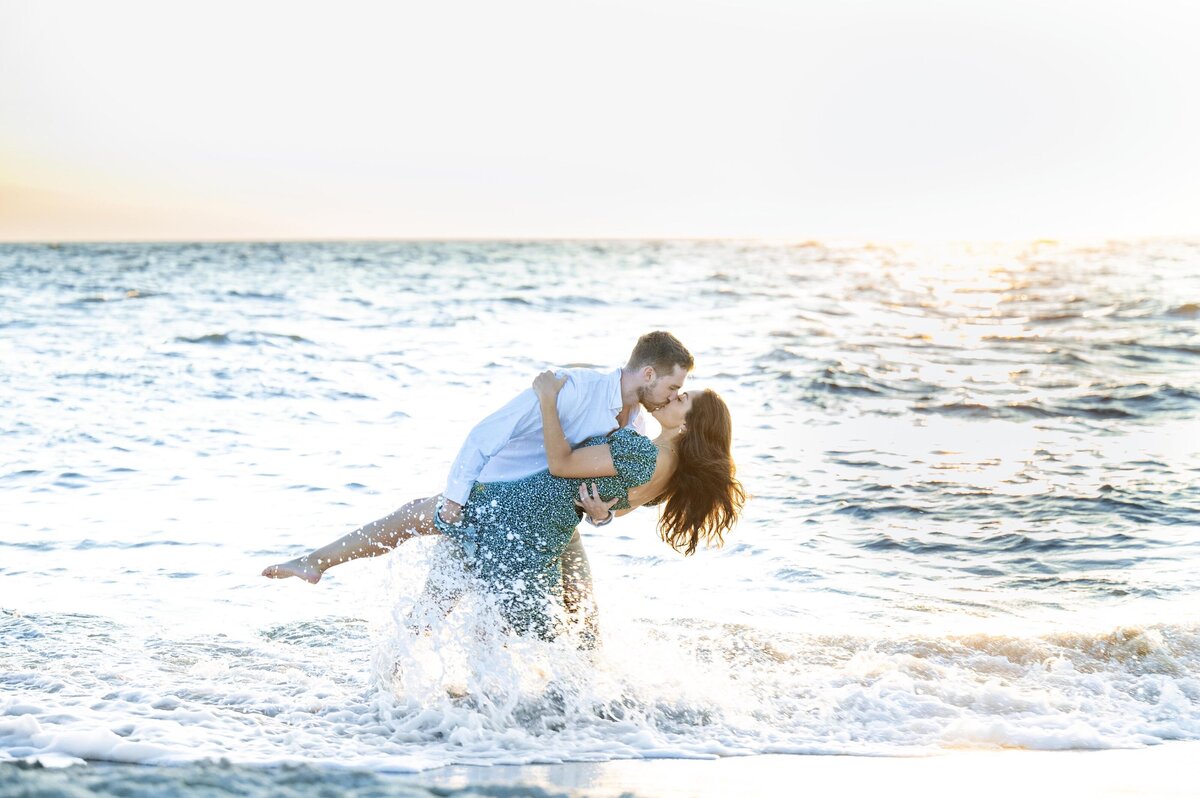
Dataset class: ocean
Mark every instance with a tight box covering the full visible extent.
[1,239,1198,780]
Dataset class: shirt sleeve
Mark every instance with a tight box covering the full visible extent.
[608,428,658,491]
[442,373,588,505]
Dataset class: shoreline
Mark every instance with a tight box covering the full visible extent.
[2,746,1194,798]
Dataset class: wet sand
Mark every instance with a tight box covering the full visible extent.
[2,746,1192,798]
[421,746,1192,797]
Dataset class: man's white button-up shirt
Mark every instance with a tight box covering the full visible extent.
[442,367,644,505]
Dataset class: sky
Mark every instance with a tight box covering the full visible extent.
[1,0,1197,242]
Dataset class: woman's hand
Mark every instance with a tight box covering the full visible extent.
[533,369,567,401]
[575,482,619,524]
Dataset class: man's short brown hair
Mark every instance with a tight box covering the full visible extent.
[627,331,694,375]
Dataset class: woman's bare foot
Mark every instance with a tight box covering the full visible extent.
[261,557,323,584]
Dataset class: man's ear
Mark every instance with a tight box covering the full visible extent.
[641,366,657,384]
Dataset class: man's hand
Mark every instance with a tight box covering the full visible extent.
[574,482,619,524]
[438,497,463,525]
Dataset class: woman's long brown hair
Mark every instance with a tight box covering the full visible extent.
[657,390,746,555]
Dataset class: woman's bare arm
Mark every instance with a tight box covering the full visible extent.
[533,371,618,479]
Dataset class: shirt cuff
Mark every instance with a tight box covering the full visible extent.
[442,480,472,506]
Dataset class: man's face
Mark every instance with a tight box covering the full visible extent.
[637,364,689,411]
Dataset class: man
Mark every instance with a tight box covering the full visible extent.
[423,330,693,641]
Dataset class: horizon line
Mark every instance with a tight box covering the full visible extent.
[3,234,1198,247]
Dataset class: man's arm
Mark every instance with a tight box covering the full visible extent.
[441,376,588,511]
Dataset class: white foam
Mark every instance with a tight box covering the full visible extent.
[4,613,1198,769]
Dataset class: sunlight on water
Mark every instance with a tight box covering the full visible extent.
[1,239,1198,769]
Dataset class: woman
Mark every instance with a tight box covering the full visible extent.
[263,371,745,638]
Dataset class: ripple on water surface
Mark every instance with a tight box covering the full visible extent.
[0,240,1198,768]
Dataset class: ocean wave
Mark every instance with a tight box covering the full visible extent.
[226,290,289,301]
[809,365,937,399]
[2,615,1197,769]
[1166,302,1200,317]
[174,331,315,347]
[910,384,1199,421]
[831,489,1193,529]
[61,289,161,306]
[1102,341,1200,359]
[53,540,203,551]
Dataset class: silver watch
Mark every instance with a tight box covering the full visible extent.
[585,509,614,527]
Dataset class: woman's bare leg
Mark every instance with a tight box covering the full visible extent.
[262,495,440,583]
[561,529,600,648]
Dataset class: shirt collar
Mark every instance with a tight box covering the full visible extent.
[609,367,642,429]
[607,367,623,415]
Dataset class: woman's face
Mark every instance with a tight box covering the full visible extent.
[651,391,692,429]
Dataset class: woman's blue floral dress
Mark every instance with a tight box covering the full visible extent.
[435,427,657,638]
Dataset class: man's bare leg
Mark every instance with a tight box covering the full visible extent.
[262,496,440,583]
[561,528,600,648]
